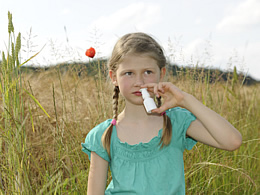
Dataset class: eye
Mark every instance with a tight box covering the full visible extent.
[125,72,133,76]
[144,70,153,75]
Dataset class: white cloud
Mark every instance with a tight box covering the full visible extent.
[194,17,203,25]
[217,0,260,32]
[182,38,215,66]
[61,8,71,15]
[89,2,161,32]
[243,41,260,79]
[185,38,205,54]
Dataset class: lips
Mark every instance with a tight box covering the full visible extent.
[133,91,142,96]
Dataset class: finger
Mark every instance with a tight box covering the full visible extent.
[151,108,162,114]
[153,84,160,98]
[141,83,160,97]
[158,82,165,94]
[157,91,166,99]
[140,84,152,92]
[151,107,166,114]
[154,100,177,113]
[141,83,157,89]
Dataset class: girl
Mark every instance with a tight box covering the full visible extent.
[82,32,242,194]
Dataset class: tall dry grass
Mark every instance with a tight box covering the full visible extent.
[1,65,256,194]
[0,12,259,194]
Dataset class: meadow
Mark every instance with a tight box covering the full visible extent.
[0,12,259,194]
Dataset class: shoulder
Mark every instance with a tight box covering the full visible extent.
[166,107,195,120]
[166,107,196,126]
[93,119,112,131]
[166,107,197,150]
[82,119,112,162]
[85,119,112,140]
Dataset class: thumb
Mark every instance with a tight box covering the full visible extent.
[151,106,167,114]
[152,101,176,114]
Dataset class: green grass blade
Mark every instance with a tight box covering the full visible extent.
[23,88,50,118]
[18,44,46,67]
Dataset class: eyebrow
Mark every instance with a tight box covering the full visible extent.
[120,66,157,71]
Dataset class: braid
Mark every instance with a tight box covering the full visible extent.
[160,114,172,148]
[112,86,120,120]
[157,97,172,147]
[101,86,120,158]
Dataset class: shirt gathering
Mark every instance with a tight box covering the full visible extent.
[82,107,197,195]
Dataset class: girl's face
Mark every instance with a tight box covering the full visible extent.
[109,54,166,106]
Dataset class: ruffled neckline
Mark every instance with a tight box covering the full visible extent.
[111,121,163,150]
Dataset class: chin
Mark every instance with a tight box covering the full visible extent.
[125,99,144,106]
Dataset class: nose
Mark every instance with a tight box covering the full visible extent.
[134,74,144,87]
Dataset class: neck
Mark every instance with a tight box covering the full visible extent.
[118,103,159,124]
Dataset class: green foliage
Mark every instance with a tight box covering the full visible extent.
[8,11,14,34]
[0,11,49,194]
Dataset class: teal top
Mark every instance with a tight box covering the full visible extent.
[82,107,197,195]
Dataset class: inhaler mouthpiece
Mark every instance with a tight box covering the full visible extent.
[139,88,157,113]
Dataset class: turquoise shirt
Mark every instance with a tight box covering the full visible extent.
[82,107,197,195]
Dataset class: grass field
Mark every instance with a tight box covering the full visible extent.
[0,12,259,194]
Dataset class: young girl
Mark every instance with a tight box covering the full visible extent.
[82,32,242,194]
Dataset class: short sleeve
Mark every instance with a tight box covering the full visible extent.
[81,120,111,162]
[166,107,197,150]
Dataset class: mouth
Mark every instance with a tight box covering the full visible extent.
[133,91,142,96]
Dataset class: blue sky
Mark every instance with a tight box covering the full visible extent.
[1,0,259,80]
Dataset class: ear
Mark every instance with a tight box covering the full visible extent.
[109,70,118,86]
[160,67,166,81]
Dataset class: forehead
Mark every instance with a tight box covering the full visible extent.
[118,54,159,70]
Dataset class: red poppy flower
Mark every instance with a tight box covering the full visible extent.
[85,47,96,58]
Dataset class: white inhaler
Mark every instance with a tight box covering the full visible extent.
[139,88,157,113]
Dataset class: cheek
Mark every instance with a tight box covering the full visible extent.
[118,81,132,99]
[118,77,131,90]
[145,75,160,83]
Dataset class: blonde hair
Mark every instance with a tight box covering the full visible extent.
[102,32,172,157]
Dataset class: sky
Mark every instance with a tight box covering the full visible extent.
[0,0,260,80]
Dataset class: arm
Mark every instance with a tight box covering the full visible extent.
[141,82,242,151]
[184,94,242,151]
[87,152,109,195]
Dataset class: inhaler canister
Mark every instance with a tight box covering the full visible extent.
[139,88,157,113]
